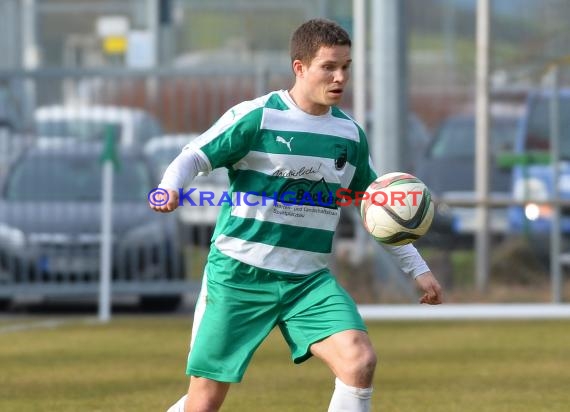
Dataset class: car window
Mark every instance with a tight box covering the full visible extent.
[135,116,163,143]
[5,155,150,202]
[36,120,123,142]
[145,138,229,185]
[148,146,182,177]
[408,114,430,147]
[525,96,570,157]
[430,117,520,159]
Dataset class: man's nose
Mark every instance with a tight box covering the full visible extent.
[334,69,348,83]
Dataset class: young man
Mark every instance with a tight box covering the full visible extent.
[151,18,442,412]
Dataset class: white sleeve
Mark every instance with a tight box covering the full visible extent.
[381,243,431,278]
[157,148,211,190]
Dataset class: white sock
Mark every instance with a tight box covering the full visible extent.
[327,378,373,412]
[166,394,187,412]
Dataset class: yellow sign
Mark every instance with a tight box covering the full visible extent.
[103,36,127,54]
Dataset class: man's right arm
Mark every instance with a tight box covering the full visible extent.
[149,148,210,213]
[150,99,263,213]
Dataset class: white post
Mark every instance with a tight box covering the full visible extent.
[146,0,159,66]
[371,0,406,174]
[370,0,415,300]
[98,133,116,323]
[353,0,366,127]
[350,0,369,266]
[21,0,38,125]
[549,66,561,303]
[475,0,491,292]
[146,0,159,108]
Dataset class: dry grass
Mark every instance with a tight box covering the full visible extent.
[1,317,569,411]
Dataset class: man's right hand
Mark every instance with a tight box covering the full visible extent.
[149,188,179,213]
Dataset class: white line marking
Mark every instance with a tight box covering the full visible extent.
[0,319,70,334]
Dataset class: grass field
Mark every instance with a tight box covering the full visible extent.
[1,317,569,412]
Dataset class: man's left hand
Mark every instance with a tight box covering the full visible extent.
[415,272,443,305]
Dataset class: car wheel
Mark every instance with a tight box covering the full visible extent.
[0,298,13,311]
[139,295,182,312]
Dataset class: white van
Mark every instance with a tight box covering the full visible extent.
[34,105,163,147]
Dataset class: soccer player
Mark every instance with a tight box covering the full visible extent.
[151,18,442,412]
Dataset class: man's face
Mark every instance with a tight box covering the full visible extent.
[294,45,352,114]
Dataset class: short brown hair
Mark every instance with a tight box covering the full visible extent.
[290,18,351,64]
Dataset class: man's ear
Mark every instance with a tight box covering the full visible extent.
[292,59,305,77]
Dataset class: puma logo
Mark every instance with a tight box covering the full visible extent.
[276,136,294,152]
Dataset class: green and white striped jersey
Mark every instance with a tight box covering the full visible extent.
[188,90,377,275]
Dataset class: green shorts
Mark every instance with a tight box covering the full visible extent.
[186,247,366,383]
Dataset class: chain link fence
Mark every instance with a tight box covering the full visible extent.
[2,0,570,306]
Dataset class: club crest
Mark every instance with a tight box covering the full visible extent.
[334,144,348,170]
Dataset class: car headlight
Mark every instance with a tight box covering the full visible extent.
[436,201,452,217]
[513,178,549,201]
[0,223,26,248]
[524,203,554,221]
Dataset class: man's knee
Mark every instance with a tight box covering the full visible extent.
[186,377,230,412]
[345,344,377,380]
[331,332,377,384]
[360,346,377,372]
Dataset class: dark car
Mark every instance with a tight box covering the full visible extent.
[0,140,190,310]
[507,89,570,260]
[416,107,523,241]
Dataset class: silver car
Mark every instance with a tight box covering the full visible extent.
[0,139,189,310]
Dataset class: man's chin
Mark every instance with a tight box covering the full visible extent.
[326,95,343,105]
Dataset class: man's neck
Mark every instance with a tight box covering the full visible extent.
[287,87,329,116]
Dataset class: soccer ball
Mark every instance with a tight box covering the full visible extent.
[360,172,434,245]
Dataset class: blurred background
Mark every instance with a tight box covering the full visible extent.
[1,0,570,312]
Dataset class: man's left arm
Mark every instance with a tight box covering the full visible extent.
[348,127,442,305]
[382,244,443,305]
[414,271,443,305]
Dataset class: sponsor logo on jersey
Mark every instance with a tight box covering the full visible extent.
[277,177,337,209]
[276,135,294,151]
[272,164,321,178]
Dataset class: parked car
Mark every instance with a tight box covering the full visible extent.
[507,89,570,258]
[34,105,163,148]
[0,139,189,310]
[0,130,36,184]
[143,134,199,179]
[1,97,35,181]
[143,134,230,245]
[0,86,23,133]
[416,105,523,243]
[405,112,432,174]
[343,110,431,173]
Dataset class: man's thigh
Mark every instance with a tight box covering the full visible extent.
[187,266,280,383]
